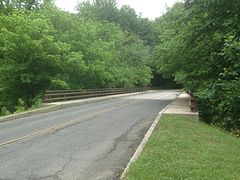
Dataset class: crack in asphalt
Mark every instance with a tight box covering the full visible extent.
[83,115,152,180]
[39,143,83,180]
[96,119,141,163]
[0,91,179,180]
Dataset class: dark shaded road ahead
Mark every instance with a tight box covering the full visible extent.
[0,90,179,180]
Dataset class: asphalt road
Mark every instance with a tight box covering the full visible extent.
[0,90,179,180]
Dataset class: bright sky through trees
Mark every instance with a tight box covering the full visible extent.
[55,0,180,19]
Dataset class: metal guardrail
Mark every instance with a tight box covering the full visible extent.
[44,87,150,103]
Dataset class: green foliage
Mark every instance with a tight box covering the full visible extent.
[0,1,153,115]
[0,0,54,14]
[0,11,69,112]
[77,0,157,46]
[30,93,43,110]
[77,0,119,22]
[153,0,240,133]
[15,98,26,113]
[0,107,10,116]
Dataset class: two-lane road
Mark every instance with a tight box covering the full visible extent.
[0,90,179,180]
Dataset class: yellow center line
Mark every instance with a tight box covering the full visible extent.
[0,98,145,149]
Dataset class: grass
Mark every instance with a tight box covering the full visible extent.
[125,115,240,180]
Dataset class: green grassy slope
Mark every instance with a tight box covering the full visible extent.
[125,115,240,180]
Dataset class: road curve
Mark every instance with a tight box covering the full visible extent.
[0,90,179,180]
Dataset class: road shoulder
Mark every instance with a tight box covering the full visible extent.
[121,93,240,180]
[121,92,198,179]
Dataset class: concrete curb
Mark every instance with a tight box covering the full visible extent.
[0,105,61,123]
[120,92,199,179]
[120,105,169,179]
[120,92,183,179]
[0,92,145,123]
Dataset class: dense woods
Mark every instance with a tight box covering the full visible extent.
[154,0,240,135]
[0,0,239,135]
[0,0,154,115]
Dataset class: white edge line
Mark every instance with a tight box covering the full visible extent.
[120,105,169,179]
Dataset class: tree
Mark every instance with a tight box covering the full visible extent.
[0,0,154,115]
[0,0,53,13]
[0,11,70,110]
[77,0,119,22]
[153,0,240,134]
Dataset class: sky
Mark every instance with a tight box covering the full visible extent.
[55,0,180,19]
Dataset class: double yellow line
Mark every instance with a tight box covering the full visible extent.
[0,99,142,149]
